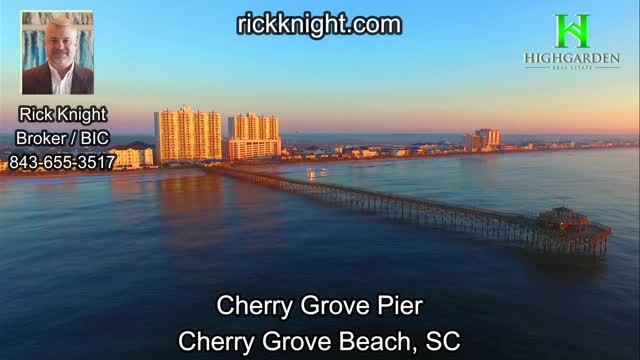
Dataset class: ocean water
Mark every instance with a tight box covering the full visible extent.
[0,148,638,359]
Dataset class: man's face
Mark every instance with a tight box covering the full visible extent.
[44,24,78,68]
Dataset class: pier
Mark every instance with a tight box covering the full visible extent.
[209,167,611,256]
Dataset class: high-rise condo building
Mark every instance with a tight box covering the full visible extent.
[463,133,483,152]
[227,113,282,160]
[475,129,501,147]
[154,105,222,164]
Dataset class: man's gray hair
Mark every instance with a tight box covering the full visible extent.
[46,17,79,39]
[49,16,75,27]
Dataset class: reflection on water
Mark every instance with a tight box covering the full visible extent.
[159,174,222,218]
[153,172,287,263]
[306,167,329,181]
[158,174,226,250]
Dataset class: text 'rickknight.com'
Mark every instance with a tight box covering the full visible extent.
[237,11,403,40]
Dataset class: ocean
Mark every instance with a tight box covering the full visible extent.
[0,148,638,359]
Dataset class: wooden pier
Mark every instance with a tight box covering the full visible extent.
[208,167,611,256]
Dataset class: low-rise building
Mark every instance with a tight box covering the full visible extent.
[109,145,154,170]
[498,144,520,151]
[361,150,378,158]
[349,149,362,158]
[538,206,589,232]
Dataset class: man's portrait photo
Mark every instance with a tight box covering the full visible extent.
[21,11,94,95]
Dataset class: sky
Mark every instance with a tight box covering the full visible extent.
[1,0,638,135]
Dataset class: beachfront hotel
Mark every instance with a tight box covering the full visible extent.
[154,105,223,164]
[463,129,501,152]
[227,113,282,160]
[475,129,501,147]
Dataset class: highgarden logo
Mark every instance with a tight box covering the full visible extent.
[524,14,620,71]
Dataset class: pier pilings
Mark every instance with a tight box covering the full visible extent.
[210,168,611,256]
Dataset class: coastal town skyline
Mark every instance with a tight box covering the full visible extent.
[3,102,635,173]
[3,106,639,136]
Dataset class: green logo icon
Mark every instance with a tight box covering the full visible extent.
[555,14,590,48]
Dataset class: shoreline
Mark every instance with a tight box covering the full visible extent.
[1,145,637,178]
[234,145,638,169]
[0,167,168,179]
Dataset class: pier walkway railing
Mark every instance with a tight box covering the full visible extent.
[208,167,611,256]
